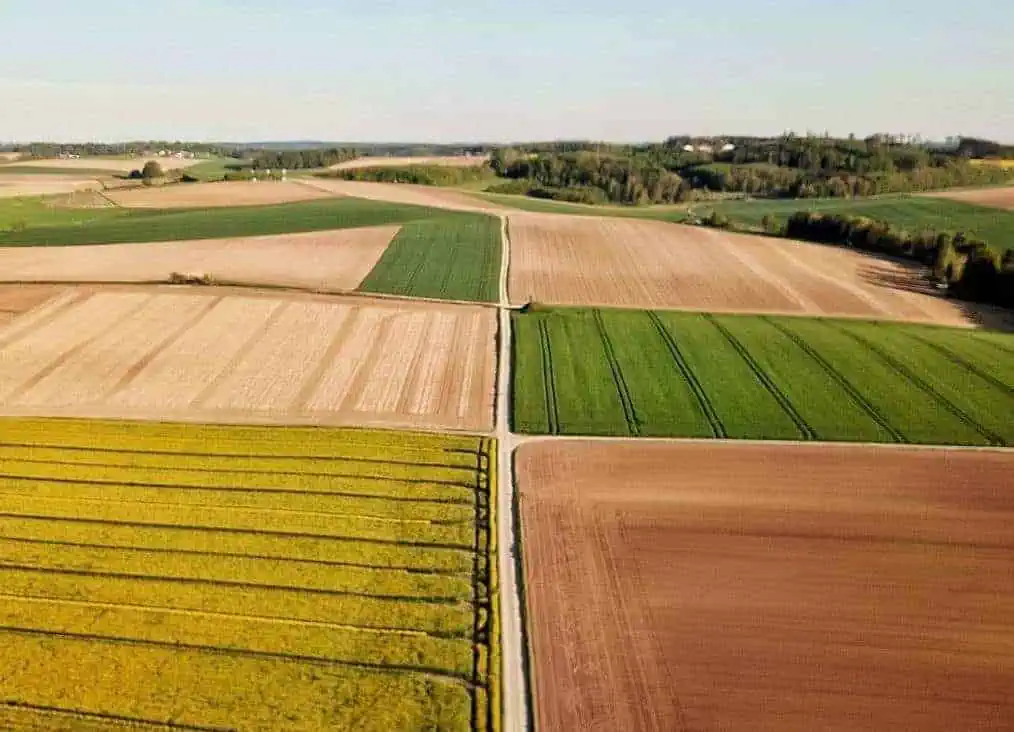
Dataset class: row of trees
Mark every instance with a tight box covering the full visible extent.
[249,147,357,170]
[681,161,1014,198]
[332,165,492,187]
[491,150,687,205]
[782,212,1013,308]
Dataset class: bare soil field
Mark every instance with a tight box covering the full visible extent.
[508,212,986,326]
[0,287,495,431]
[0,152,21,162]
[105,180,337,208]
[518,440,1014,732]
[923,186,1014,210]
[305,179,508,214]
[9,156,199,174]
[0,226,399,290]
[0,174,101,199]
[330,155,490,170]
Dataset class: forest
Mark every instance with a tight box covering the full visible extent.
[487,134,1014,205]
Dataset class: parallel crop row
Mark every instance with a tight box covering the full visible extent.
[0,419,498,732]
[512,308,1014,446]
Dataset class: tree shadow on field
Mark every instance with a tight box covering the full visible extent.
[856,260,1014,333]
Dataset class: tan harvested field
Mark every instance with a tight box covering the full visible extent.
[0,285,63,326]
[10,156,200,173]
[508,212,986,326]
[0,287,495,431]
[105,180,337,208]
[923,185,1014,210]
[330,155,490,170]
[304,178,508,213]
[0,226,399,290]
[518,440,1014,732]
[0,174,101,199]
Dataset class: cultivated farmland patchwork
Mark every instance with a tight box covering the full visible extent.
[0,419,498,731]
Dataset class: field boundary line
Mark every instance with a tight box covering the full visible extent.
[0,624,478,685]
[0,593,467,640]
[0,561,470,606]
[510,434,1014,452]
[832,323,1005,446]
[592,310,641,436]
[0,535,472,577]
[765,318,908,443]
[903,330,1014,397]
[0,701,232,732]
[647,312,726,438]
[705,315,817,440]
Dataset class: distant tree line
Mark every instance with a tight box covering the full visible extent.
[249,148,358,170]
[485,134,1014,206]
[782,211,1013,309]
[490,149,687,205]
[330,165,494,187]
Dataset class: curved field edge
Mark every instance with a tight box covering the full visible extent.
[0,417,498,732]
[511,307,1014,445]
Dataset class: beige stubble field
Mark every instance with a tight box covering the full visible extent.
[508,213,981,325]
[921,186,1014,210]
[0,226,399,290]
[329,155,490,170]
[0,288,495,431]
[518,440,1014,731]
[304,178,508,214]
[105,180,338,208]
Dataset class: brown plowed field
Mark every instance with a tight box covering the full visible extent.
[0,288,495,431]
[304,179,508,213]
[329,155,490,170]
[105,180,337,208]
[518,440,1014,731]
[508,213,976,325]
[0,226,399,290]
[923,186,1014,210]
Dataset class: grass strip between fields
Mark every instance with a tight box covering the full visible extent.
[0,418,499,732]
[511,306,1014,445]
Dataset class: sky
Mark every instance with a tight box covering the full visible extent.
[2,0,1012,143]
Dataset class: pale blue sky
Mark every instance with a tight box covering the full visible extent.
[2,0,1011,142]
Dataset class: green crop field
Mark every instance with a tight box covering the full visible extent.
[0,195,130,232]
[359,214,501,302]
[0,418,499,732]
[697,195,1014,252]
[0,197,449,247]
[512,307,1014,445]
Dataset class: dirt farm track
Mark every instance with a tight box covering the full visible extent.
[0,287,495,432]
[517,440,1014,731]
